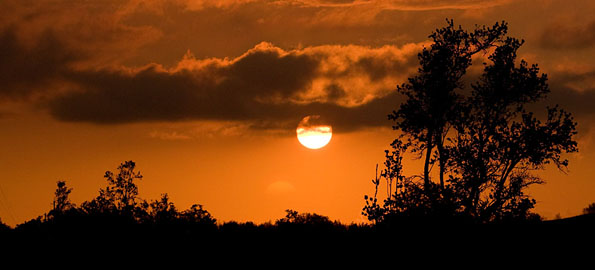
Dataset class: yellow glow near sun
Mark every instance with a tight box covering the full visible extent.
[296,115,332,149]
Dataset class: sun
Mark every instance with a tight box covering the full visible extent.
[296,115,332,149]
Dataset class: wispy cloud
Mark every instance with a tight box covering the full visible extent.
[277,0,511,10]
[149,130,192,140]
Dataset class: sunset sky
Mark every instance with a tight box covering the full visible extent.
[1,0,595,227]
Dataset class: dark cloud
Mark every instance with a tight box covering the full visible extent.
[354,52,418,82]
[324,83,347,101]
[547,69,595,117]
[49,66,208,123]
[304,91,402,133]
[226,90,402,133]
[48,44,320,123]
[549,88,595,118]
[46,42,418,132]
[0,27,80,99]
[539,20,595,50]
[223,47,319,99]
[47,79,402,133]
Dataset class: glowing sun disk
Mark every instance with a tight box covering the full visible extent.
[297,126,332,149]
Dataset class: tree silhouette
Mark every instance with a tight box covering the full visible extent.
[391,19,509,191]
[180,204,216,226]
[103,160,142,211]
[149,193,178,224]
[449,37,577,222]
[364,19,578,224]
[50,181,74,216]
[81,160,143,216]
[277,209,333,225]
[276,209,340,233]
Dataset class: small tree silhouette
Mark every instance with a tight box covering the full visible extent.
[50,181,74,216]
[583,203,595,215]
[0,218,10,232]
[276,209,340,233]
[149,193,178,224]
[180,204,216,225]
[277,209,333,225]
[103,160,142,211]
[80,161,143,217]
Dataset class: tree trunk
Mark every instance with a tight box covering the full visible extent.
[488,160,517,218]
[437,141,445,189]
[423,131,433,192]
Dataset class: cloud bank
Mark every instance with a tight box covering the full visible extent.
[1,0,595,135]
[46,42,420,132]
[0,25,421,132]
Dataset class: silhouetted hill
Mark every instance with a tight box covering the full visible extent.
[543,213,595,226]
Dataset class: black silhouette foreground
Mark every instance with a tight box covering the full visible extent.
[1,160,594,252]
[2,21,594,249]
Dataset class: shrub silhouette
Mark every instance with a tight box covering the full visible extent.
[583,203,595,215]
[275,209,343,234]
[180,204,216,226]
[277,209,333,225]
[9,160,219,241]
[364,19,577,224]
[148,193,178,224]
[0,218,10,232]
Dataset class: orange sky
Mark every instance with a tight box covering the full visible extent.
[1,0,595,227]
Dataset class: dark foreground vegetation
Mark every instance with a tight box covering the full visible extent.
[2,20,594,251]
[1,160,594,252]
